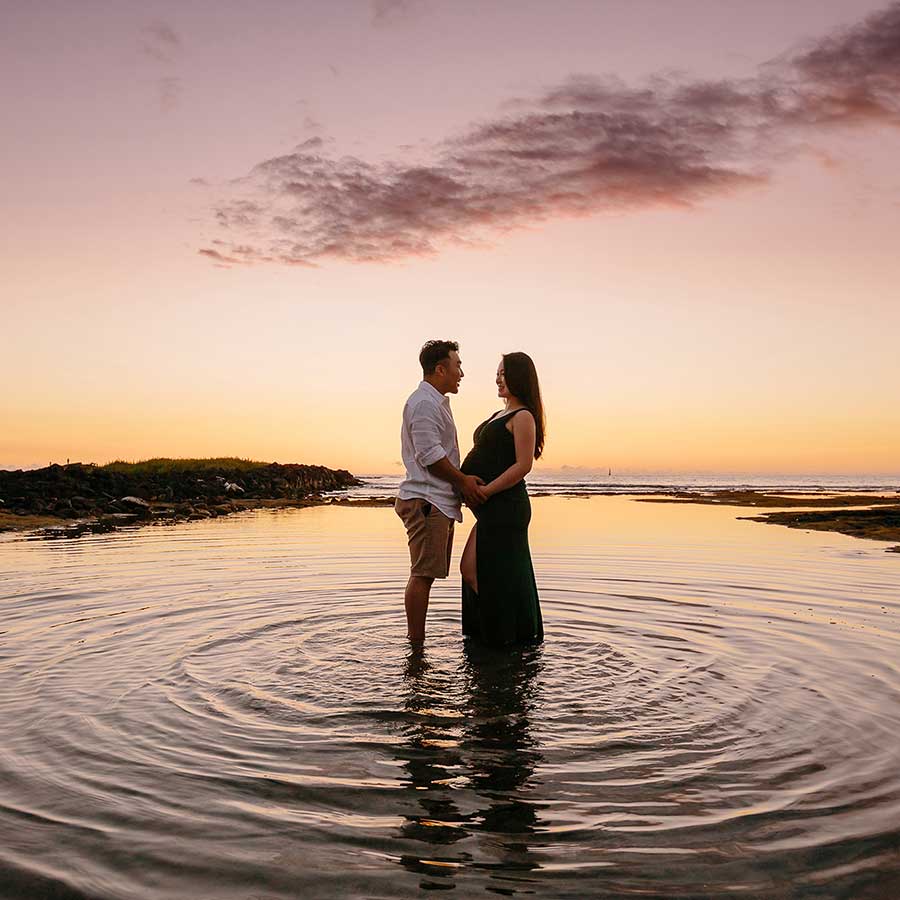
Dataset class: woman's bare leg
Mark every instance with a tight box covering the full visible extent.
[460,524,478,593]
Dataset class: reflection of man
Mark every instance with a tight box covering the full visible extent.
[396,340,486,643]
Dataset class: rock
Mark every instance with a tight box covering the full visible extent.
[98,513,140,525]
[0,460,360,524]
[120,496,150,509]
[119,496,152,518]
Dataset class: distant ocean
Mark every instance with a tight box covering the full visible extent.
[341,471,900,499]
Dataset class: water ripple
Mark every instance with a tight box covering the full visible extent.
[1,499,899,898]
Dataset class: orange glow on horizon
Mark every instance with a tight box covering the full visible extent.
[3,3,898,475]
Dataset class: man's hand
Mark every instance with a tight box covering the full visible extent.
[425,456,488,507]
[460,474,488,507]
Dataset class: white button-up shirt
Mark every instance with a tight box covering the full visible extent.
[398,381,462,522]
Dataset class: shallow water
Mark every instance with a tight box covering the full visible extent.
[345,472,900,498]
[1,497,899,899]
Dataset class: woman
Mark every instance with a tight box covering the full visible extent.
[459,352,545,647]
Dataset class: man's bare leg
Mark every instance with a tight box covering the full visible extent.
[405,575,434,643]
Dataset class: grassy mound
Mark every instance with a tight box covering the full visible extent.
[101,457,271,475]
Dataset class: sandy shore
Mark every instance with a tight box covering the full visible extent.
[0,512,64,532]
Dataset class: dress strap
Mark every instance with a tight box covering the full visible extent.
[503,407,530,420]
[495,407,530,427]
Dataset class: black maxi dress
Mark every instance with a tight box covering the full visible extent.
[460,408,544,646]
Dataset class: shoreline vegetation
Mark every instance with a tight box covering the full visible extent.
[1,463,898,553]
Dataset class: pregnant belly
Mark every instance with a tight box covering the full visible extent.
[460,455,491,481]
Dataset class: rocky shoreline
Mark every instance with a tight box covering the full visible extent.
[0,460,362,537]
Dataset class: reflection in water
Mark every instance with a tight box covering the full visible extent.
[396,642,544,892]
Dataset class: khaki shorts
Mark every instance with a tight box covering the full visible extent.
[395,497,455,579]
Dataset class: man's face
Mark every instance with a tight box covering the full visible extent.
[437,350,464,394]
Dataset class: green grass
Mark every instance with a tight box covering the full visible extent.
[101,457,272,475]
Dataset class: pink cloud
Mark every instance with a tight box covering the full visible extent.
[198,3,900,268]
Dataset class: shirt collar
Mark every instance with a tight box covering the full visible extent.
[419,380,449,404]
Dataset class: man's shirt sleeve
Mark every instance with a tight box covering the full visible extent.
[409,400,447,468]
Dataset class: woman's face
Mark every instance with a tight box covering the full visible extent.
[496,361,509,399]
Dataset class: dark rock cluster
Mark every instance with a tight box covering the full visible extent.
[0,462,360,523]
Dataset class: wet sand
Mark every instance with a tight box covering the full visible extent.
[0,511,62,532]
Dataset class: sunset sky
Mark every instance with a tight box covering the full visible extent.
[4,0,899,475]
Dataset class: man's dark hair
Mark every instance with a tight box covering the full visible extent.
[419,340,459,376]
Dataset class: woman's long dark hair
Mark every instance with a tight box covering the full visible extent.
[502,351,545,459]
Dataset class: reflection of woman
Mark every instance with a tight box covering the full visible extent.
[460,352,545,647]
[459,641,543,880]
[394,642,544,892]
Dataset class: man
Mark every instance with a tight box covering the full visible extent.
[396,340,486,643]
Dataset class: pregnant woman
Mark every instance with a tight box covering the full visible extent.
[460,352,545,646]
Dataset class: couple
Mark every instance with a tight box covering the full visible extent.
[395,340,545,647]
